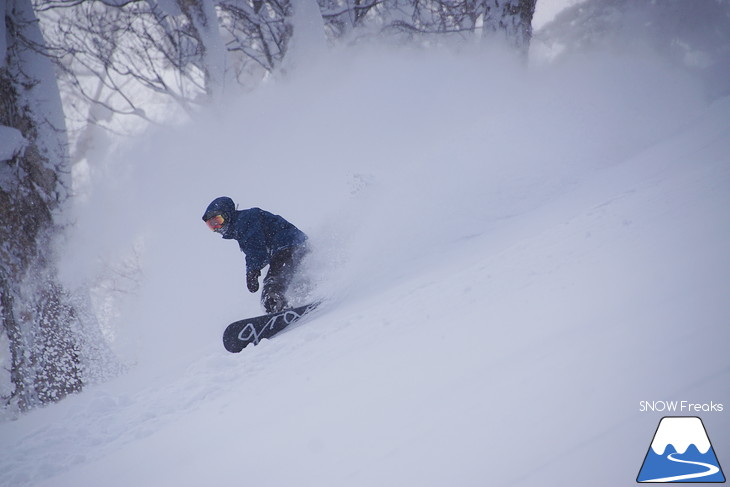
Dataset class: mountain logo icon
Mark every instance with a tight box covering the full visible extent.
[637,416,726,483]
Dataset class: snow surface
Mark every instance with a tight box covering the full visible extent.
[1,42,729,487]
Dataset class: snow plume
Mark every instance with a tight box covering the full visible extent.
[56,42,705,377]
[57,42,701,372]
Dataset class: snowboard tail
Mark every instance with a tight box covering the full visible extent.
[223,302,320,353]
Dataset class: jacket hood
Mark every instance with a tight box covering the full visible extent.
[203,196,235,221]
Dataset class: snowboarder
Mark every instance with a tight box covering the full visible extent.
[202,196,309,313]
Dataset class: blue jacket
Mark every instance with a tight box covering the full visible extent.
[203,197,307,273]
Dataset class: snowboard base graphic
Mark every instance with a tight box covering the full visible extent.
[222,302,320,353]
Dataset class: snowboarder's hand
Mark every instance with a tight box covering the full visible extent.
[246,269,260,293]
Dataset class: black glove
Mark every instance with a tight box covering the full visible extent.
[246,269,260,293]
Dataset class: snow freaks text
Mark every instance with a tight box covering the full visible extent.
[639,401,724,413]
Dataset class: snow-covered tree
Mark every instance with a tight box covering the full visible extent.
[176,0,227,101]
[1,0,82,411]
[44,0,225,125]
[537,0,730,98]
[319,0,377,39]
[481,0,536,53]
[327,0,536,51]
[218,0,293,78]
[30,0,300,162]
[37,0,537,165]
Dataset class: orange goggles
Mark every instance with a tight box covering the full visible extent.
[206,214,225,231]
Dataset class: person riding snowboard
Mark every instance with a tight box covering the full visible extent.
[203,196,308,313]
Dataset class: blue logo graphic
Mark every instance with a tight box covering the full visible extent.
[638,416,725,483]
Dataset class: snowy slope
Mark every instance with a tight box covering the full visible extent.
[1,47,729,487]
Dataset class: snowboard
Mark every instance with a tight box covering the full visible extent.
[222,302,320,353]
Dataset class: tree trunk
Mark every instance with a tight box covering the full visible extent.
[482,0,537,54]
[176,0,227,101]
[1,0,82,412]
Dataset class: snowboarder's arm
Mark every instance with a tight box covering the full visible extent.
[240,213,269,274]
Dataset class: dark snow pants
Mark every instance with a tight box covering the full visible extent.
[261,244,308,313]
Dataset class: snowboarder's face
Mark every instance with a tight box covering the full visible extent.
[205,214,225,233]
